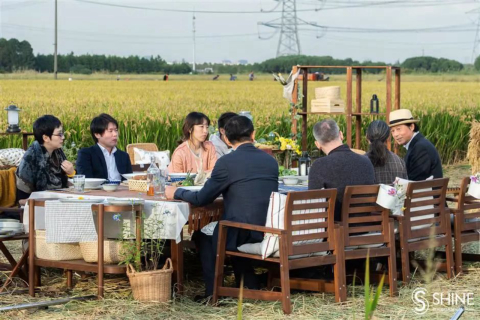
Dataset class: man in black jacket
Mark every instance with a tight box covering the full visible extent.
[76,114,132,181]
[308,119,375,221]
[166,115,278,299]
[389,109,442,181]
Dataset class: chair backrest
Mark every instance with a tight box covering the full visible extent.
[283,189,337,256]
[403,178,449,240]
[456,177,480,233]
[126,143,159,164]
[341,185,390,247]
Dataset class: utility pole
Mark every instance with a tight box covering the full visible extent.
[472,10,480,63]
[259,1,325,58]
[192,11,196,72]
[54,0,58,79]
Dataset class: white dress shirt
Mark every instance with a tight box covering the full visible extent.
[97,143,122,181]
[404,132,419,151]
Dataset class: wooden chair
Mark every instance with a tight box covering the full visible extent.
[341,185,398,296]
[126,143,158,164]
[28,199,143,298]
[448,177,480,275]
[212,189,346,314]
[395,178,454,283]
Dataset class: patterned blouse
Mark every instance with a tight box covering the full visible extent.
[366,150,408,185]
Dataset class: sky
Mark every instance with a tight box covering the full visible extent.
[1,0,480,64]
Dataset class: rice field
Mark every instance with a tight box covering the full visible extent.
[0,75,480,164]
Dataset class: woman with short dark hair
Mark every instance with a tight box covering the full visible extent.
[366,120,407,184]
[16,115,75,199]
[168,112,217,173]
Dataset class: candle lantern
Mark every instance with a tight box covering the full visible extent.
[298,151,311,176]
[370,94,379,114]
[5,104,21,133]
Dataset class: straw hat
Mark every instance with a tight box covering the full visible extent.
[388,109,419,127]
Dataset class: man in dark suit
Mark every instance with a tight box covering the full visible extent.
[166,115,278,299]
[76,114,132,180]
[389,109,442,181]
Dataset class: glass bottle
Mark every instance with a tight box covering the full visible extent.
[147,155,161,196]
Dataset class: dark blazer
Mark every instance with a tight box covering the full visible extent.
[76,145,132,180]
[174,143,278,251]
[405,133,443,181]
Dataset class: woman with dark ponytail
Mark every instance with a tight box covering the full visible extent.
[366,120,407,184]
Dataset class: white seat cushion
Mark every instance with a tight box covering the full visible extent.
[0,148,25,167]
[237,242,329,260]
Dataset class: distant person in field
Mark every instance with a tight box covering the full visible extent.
[229,74,237,81]
[168,112,217,174]
[365,120,407,184]
[76,114,132,181]
[249,71,254,81]
[212,75,220,81]
[210,112,237,158]
[16,115,75,201]
[389,109,442,181]
[163,74,168,81]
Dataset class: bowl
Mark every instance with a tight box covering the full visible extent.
[105,180,121,185]
[102,184,119,192]
[169,172,197,182]
[122,172,147,180]
[283,178,299,186]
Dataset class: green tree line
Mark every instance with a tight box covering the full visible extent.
[1,37,479,74]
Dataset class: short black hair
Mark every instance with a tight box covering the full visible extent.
[33,115,62,145]
[90,113,119,143]
[224,115,254,144]
[218,112,238,129]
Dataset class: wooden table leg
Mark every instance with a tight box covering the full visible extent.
[170,233,184,295]
[28,200,36,297]
[0,248,29,292]
[66,270,74,289]
[97,205,104,298]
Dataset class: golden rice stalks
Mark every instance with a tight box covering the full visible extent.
[467,121,480,174]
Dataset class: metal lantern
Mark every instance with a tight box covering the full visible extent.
[5,104,21,133]
[370,94,379,114]
[298,151,311,176]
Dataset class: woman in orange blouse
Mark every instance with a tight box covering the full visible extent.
[168,112,218,173]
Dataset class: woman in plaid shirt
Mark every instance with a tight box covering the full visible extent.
[366,120,407,184]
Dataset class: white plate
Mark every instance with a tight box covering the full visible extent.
[122,172,147,180]
[107,198,145,206]
[0,221,22,228]
[282,175,308,181]
[178,186,203,191]
[0,219,20,223]
[58,198,105,204]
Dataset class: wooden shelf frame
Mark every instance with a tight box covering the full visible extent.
[291,65,401,153]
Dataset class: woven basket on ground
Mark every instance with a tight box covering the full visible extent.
[79,240,124,264]
[35,230,83,261]
[127,258,173,302]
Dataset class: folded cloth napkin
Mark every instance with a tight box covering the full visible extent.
[200,221,218,236]
[45,200,97,243]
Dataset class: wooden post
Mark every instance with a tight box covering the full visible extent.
[302,67,308,152]
[355,68,362,149]
[28,200,35,297]
[386,67,393,152]
[97,205,104,298]
[394,68,401,154]
[346,67,353,147]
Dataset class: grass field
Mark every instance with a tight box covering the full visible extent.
[1,74,480,164]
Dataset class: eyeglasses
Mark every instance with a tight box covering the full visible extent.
[52,132,65,137]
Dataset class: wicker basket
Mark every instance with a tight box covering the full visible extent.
[128,179,148,192]
[35,230,83,261]
[127,258,173,302]
[79,240,124,264]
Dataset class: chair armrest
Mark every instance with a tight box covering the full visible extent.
[0,207,22,213]
[391,214,404,221]
[219,220,284,235]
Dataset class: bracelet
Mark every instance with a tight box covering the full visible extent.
[66,170,76,178]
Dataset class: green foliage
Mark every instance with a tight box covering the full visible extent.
[401,56,464,73]
[0,38,35,72]
[475,55,480,72]
[70,64,92,75]
[278,166,297,176]
[364,255,385,320]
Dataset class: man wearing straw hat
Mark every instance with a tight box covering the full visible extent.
[389,109,442,181]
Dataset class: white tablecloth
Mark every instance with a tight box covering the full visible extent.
[23,191,190,243]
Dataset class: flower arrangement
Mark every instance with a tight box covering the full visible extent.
[277,137,301,156]
[468,172,480,199]
[470,173,480,184]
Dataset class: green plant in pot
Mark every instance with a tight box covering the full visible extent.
[118,204,173,302]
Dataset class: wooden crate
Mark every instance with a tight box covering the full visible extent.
[311,98,345,113]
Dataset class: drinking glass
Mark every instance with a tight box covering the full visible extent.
[73,175,85,193]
